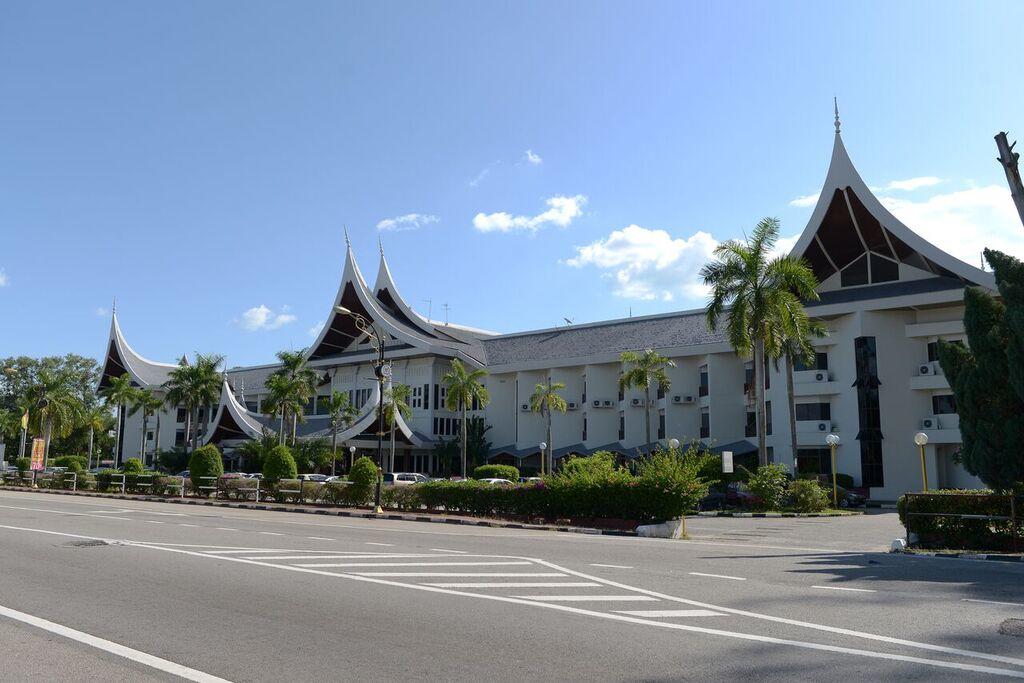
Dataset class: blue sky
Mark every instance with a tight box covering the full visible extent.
[2,1,1023,367]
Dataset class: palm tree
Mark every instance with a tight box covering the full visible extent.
[324,390,359,475]
[530,379,567,475]
[777,320,829,473]
[382,383,412,473]
[701,217,820,466]
[0,409,21,462]
[192,354,225,446]
[618,349,676,452]
[164,354,223,452]
[442,359,490,478]
[99,373,137,467]
[33,371,84,466]
[129,389,165,467]
[262,374,306,446]
[267,350,318,445]
[82,406,111,469]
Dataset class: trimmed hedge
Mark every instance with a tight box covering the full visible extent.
[472,464,519,481]
[348,457,379,504]
[898,490,1023,551]
[788,479,829,513]
[52,455,88,471]
[122,458,145,475]
[189,445,224,489]
[262,445,298,482]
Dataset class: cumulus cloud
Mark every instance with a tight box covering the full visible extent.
[308,320,325,339]
[239,305,297,332]
[880,184,1024,264]
[473,194,587,233]
[0,269,7,287]
[565,225,719,302]
[874,176,942,192]
[376,213,438,231]
[523,149,543,165]
[789,193,820,208]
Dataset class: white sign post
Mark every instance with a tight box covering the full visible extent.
[722,450,734,474]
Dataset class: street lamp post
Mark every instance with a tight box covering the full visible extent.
[348,445,356,472]
[914,432,930,491]
[335,305,388,514]
[539,442,546,476]
[668,438,680,451]
[825,433,840,508]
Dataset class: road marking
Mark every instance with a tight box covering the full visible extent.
[0,603,230,683]
[205,549,288,555]
[259,554,444,561]
[297,561,532,568]
[178,524,199,528]
[145,520,165,524]
[615,609,724,618]
[351,572,566,578]
[962,599,1024,608]
[812,586,877,593]
[689,572,746,581]
[425,582,601,588]
[13,524,1013,678]
[590,563,634,569]
[258,532,284,536]
[515,595,659,602]
[307,536,333,541]
[365,542,394,547]
[430,548,468,553]
[216,528,237,532]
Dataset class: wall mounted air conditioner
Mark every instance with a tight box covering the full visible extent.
[601,399,614,408]
[671,395,695,404]
[591,399,602,409]
[631,398,642,407]
[567,401,579,411]
[520,403,531,412]
[919,361,942,376]
[814,371,828,382]
[921,416,940,430]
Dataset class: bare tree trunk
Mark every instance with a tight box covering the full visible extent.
[279,408,286,445]
[786,353,798,475]
[331,425,338,476]
[755,340,768,467]
[154,413,161,465]
[44,417,52,467]
[460,400,468,479]
[644,385,652,451]
[183,410,192,456]
[88,427,94,469]
[545,405,552,475]
[389,420,396,474]
[114,404,122,467]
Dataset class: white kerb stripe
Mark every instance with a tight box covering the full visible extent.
[962,598,1024,608]
[0,604,230,683]
[425,582,600,588]
[812,586,876,593]
[615,609,724,618]
[514,595,659,602]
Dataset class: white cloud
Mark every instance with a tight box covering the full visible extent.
[875,176,942,192]
[473,194,587,233]
[308,320,325,339]
[565,225,718,302]
[523,149,543,165]
[0,269,7,287]
[880,184,1024,264]
[95,307,108,317]
[239,305,297,332]
[376,213,438,231]
[468,166,492,188]
[789,193,820,208]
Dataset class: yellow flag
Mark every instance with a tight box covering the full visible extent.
[21,410,28,430]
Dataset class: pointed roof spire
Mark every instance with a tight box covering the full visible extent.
[344,225,351,248]
[378,233,384,256]
[112,296,117,315]
[834,97,841,135]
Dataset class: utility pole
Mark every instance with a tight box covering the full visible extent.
[995,132,1024,228]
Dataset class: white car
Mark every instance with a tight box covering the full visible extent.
[383,472,431,486]
[478,478,513,485]
[297,473,329,482]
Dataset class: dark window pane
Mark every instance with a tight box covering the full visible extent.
[932,394,957,415]
[860,440,885,488]
[870,253,899,283]
[841,254,869,287]
[745,412,756,438]
[795,403,832,421]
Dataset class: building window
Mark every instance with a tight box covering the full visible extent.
[927,339,964,363]
[656,383,666,400]
[699,407,710,439]
[582,415,587,442]
[618,411,625,441]
[618,385,624,401]
[840,254,869,287]
[932,394,957,415]
[699,365,709,397]
[146,431,153,442]
[582,376,587,403]
[175,430,185,447]
[794,352,829,372]
[795,403,832,421]
[411,386,422,409]
[765,400,772,436]
[743,363,753,394]
[744,411,756,438]
[796,448,832,475]
[245,400,259,413]
[860,440,884,488]
[854,336,884,488]
[176,408,187,423]
[657,409,665,440]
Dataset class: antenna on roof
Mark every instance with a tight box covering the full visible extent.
[378,234,384,256]
[563,317,574,326]
[442,303,450,325]
[422,298,432,321]
[629,307,632,318]
[834,97,841,134]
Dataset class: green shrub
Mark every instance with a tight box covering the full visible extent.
[15,457,30,473]
[472,464,519,481]
[788,478,829,512]
[321,480,367,506]
[346,457,380,505]
[188,445,224,492]
[122,458,145,475]
[743,463,790,510]
[156,448,190,473]
[897,489,1023,551]
[52,455,88,471]
[558,451,622,482]
[262,445,298,482]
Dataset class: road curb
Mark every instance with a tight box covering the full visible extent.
[902,550,1024,563]
[694,510,861,518]
[0,487,639,537]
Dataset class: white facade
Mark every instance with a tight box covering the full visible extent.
[100,123,991,500]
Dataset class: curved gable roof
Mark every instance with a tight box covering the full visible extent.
[201,378,272,445]
[98,311,178,389]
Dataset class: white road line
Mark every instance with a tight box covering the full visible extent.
[0,604,230,683]
[178,524,199,528]
[590,564,633,569]
[515,595,659,602]
[307,561,532,568]
[963,599,1024,608]
[350,572,566,578]
[430,548,468,553]
[812,586,877,593]
[260,554,445,562]
[365,542,394,547]
[307,536,333,541]
[425,582,601,588]
[258,532,284,536]
[689,572,746,581]
[615,609,724,618]
[145,520,165,524]
[204,549,288,555]
[215,528,237,532]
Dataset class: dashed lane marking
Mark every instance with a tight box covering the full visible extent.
[258,554,446,562]
[302,561,532,568]
[430,548,469,553]
[689,572,746,581]
[812,586,877,593]
[307,536,333,541]
[615,609,724,618]
[590,564,634,569]
[258,532,284,536]
[350,572,566,578]
[365,542,394,547]
[962,599,1024,608]
[515,595,659,602]
[424,582,601,589]
[216,528,238,532]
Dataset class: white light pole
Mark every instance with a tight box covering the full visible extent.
[539,442,547,476]
[825,433,840,508]
[348,445,356,473]
[668,438,680,451]
[914,432,930,491]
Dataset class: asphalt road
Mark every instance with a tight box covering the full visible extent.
[0,489,1022,682]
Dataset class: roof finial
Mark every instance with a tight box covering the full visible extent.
[834,97,841,134]
[344,225,351,248]
[378,234,384,256]
[112,297,117,314]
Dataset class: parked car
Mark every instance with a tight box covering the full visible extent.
[383,472,430,486]
[221,472,245,479]
[297,473,329,482]
[724,482,761,508]
[175,470,190,479]
[698,491,726,510]
[518,477,543,484]
[478,478,513,485]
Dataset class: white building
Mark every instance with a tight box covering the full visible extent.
[99,120,991,500]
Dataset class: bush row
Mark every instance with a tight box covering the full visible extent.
[897,490,1024,551]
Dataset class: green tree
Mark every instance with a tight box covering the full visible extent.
[192,354,224,446]
[99,373,137,467]
[530,379,567,475]
[128,388,164,467]
[382,383,412,473]
[939,249,1024,490]
[777,321,829,471]
[465,417,492,471]
[163,355,223,453]
[262,444,298,482]
[188,444,224,490]
[323,390,359,475]
[442,359,489,478]
[235,433,277,473]
[81,406,111,470]
[292,438,332,473]
[618,349,676,452]
[266,350,319,445]
[701,217,820,466]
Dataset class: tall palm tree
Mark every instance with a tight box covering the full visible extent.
[777,320,829,473]
[32,371,84,466]
[701,217,820,466]
[382,383,412,473]
[267,350,318,445]
[99,373,137,467]
[0,409,21,463]
[324,390,359,475]
[129,389,165,467]
[618,349,675,452]
[192,354,225,446]
[530,379,567,475]
[442,359,490,478]
[82,406,111,469]
[164,354,223,452]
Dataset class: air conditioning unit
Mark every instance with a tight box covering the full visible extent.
[567,401,579,411]
[921,416,940,430]
[671,395,694,405]
[520,403,531,412]
[816,421,829,432]
[630,397,642,407]
[919,361,942,376]
[591,399,602,409]
[602,399,614,408]
[814,371,828,382]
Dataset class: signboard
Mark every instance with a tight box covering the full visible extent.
[30,438,45,471]
[721,450,734,474]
